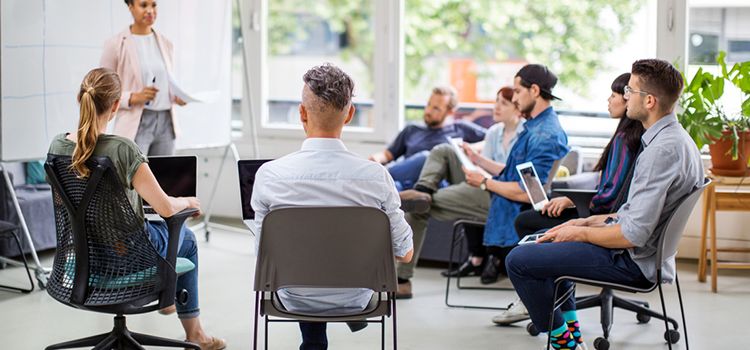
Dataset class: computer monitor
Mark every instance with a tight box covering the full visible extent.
[238,159,273,221]
[145,156,197,207]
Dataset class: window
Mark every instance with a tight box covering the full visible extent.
[687,3,750,119]
[265,0,376,130]
[402,1,657,152]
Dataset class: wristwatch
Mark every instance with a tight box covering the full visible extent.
[479,177,489,191]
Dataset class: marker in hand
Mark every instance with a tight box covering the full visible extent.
[145,76,156,106]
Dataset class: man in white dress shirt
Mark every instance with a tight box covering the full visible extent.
[251,63,414,350]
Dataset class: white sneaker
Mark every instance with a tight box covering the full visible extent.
[540,340,588,350]
[491,297,530,325]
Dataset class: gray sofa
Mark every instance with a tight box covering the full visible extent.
[0,162,56,257]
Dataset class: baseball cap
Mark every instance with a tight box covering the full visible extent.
[516,64,561,101]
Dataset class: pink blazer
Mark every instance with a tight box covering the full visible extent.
[100,28,179,140]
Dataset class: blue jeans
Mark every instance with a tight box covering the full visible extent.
[299,322,327,350]
[505,242,650,332]
[388,151,429,191]
[145,220,200,319]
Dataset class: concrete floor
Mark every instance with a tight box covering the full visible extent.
[1,226,748,349]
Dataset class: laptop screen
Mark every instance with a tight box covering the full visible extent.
[238,159,273,220]
[145,156,197,206]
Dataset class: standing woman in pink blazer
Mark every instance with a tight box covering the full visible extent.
[101,0,187,156]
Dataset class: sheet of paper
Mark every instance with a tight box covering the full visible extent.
[168,75,219,103]
[449,137,478,171]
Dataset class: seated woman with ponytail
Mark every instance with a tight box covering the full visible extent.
[47,68,226,350]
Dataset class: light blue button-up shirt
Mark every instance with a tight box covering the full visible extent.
[617,113,704,283]
[482,119,526,164]
[251,138,413,315]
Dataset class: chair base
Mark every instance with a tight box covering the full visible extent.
[444,220,513,310]
[0,228,35,293]
[575,289,679,340]
[46,315,200,350]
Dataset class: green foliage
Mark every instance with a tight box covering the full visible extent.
[267,0,644,95]
[678,51,750,162]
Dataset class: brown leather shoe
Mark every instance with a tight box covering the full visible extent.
[185,336,226,350]
[395,280,412,299]
[399,190,431,213]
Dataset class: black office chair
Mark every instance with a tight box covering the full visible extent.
[0,220,34,293]
[254,207,399,350]
[539,179,709,350]
[44,154,200,350]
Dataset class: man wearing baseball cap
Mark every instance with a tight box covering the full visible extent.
[461,63,569,299]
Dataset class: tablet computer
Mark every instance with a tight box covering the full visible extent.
[516,161,549,211]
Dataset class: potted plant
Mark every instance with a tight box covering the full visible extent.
[678,52,750,176]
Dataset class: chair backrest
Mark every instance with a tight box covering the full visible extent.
[654,178,711,276]
[543,159,563,193]
[254,207,397,293]
[560,147,582,176]
[44,154,167,310]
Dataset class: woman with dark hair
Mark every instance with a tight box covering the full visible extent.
[100,0,187,156]
[48,68,225,350]
[491,73,645,328]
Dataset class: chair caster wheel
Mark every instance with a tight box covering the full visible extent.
[526,322,540,336]
[664,329,680,344]
[594,337,610,350]
[636,313,651,323]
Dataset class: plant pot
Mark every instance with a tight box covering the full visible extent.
[709,130,750,177]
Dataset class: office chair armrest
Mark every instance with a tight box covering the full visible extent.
[162,208,199,266]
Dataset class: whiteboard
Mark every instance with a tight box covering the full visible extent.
[1,0,232,161]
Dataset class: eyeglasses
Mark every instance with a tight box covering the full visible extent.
[623,85,649,100]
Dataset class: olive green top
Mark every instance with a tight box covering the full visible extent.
[48,133,148,221]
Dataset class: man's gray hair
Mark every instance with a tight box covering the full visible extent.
[303,63,354,111]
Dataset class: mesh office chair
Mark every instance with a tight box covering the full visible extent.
[444,159,562,310]
[44,154,200,350]
[540,178,709,350]
[253,207,399,350]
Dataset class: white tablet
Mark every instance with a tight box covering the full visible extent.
[516,162,549,211]
[518,233,545,245]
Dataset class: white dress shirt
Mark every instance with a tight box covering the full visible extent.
[251,138,413,315]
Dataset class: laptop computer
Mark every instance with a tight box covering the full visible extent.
[144,156,197,215]
[552,188,598,218]
[238,159,273,234]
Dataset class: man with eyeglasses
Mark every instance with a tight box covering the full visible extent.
[505,59,704,349]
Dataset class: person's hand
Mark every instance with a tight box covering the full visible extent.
[537,225,587,243]
[540,197,574,217]
[129,86,159,106]
[174,96,187,106]
[369,153,387,164]
[461,142,481,165]
[183,197,202,216]
[463,166,486,187]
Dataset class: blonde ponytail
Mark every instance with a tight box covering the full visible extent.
[71,68,121,178]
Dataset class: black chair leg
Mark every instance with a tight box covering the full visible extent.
[657,283,673,350]
[253,291,260,350]
[675,274,689,350]
[600,290,613,340]
[130,331,199,349]
[45,332,111,350]
[91,335,117,350]
[613,296,679,329]
[574,294,602,310]
[392,295,398,350]
[0,230,34,293]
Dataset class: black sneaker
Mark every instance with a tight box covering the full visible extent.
[480,254,504,284]
[441,258,483,277]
